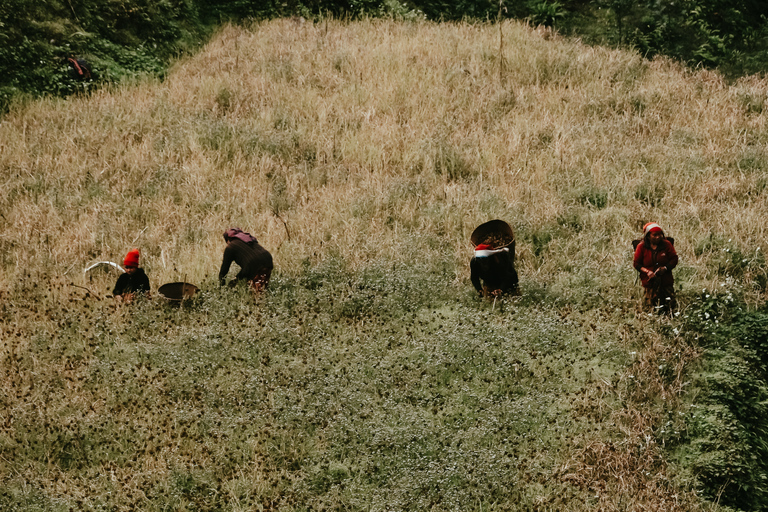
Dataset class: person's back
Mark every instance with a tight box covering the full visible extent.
[219,229,273,291]
[113,268,150,296]
[470,245,518,297]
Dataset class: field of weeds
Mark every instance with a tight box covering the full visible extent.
[1,17,767,511]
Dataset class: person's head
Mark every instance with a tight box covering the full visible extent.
[223,228,241,243]
[223,228,258,245]
[643,222,665,245]
[124,249,140,273]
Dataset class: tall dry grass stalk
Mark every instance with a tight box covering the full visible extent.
[0,18,766,296]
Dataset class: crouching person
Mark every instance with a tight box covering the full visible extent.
[471,243,519,297]
[113,249,150,302]
[633,222,678,314]
[219,228,273,292]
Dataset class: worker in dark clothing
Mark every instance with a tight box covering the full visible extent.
[470,243,519,297]
[113,249,150,302]
[67,55,92,81]
[219,228,273,292]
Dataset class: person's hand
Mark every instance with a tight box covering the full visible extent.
[655,267,666,276]
[644,269,656,279]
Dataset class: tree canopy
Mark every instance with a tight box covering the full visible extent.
[1,0,767,110]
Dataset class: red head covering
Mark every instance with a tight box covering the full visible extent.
[643,222,663,235]
[124,249,140,268]
[223,228,258,244]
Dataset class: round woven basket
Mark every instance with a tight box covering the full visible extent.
[470,219,515,249]
[158,282,199,303]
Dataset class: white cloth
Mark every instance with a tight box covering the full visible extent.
[474,247,509,258]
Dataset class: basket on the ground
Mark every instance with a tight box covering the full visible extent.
[158,282,199,303]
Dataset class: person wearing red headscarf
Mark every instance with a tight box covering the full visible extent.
[219,228,273,292]
[113,249,150,301]
[633,223,678,313]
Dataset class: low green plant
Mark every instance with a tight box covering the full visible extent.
[527,0,566,27]
[672,290,768,510]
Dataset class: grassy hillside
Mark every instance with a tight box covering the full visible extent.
[1,18,767,510]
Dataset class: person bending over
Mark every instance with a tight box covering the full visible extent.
[219,228,273,292]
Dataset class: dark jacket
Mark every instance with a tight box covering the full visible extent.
[633,239,678,288]
[113,268,150,296]
[219,239,273,285]
[470,250,518,296]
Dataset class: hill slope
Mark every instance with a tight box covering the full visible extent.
[1,18,767,511]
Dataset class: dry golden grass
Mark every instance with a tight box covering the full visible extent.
[1,18,766,299]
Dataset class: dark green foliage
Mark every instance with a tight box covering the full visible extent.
[570,0,768,76]
[406,0,497,21]
[3,0,768,112]
[527,0,567,27]
[0,0,204,111]
[196,0,295,21]
[675,292,768,511]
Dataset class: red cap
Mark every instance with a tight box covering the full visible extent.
[643,222,663,235]
[124,249,140,268]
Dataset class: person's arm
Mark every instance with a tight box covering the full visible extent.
[633,243,655,279]
[138,273,150,293]
[654,241,678,277]
[470,257,482,293]
[219,245,235,286]
[500,250,515,271]
[500,251,518,287]
[113,273,128,296]
[664,241,679,271]
[633,243,644,273]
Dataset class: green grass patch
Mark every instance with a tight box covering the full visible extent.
[0,263,639,510]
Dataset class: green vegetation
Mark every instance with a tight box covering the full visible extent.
[1,18,768,510]
[0,0,203,110]
[670,291,768,510]
[2,0,768,112]
[0,263,680,510]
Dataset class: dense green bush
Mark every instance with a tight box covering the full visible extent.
[565,0,768,76]
[674,291,768,510]
[0,0,204,111]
